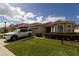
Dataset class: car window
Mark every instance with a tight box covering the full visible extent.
[20,29,28,32]
[14,29,20,32]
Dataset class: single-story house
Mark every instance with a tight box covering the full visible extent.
[17,19,77,34]
[74,25,79,33]
[29,20,76,34]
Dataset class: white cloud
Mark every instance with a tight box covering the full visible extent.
[0,3,66,26]
[36,16,43,23]
[23,20,36,24]
[23,16,43,24]
[0,22,10,27]
[0,3,25,22]
[23,16,66,24]
[0,3,38,25]
[76,16,79,18]
[43,16,66,23]
[24,12,36,19]
[23,12,37,24]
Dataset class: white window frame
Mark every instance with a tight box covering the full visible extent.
[66,24,72,32]
[57,24,64,32]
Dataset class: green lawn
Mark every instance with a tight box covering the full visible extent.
[6,37,79,56]
[0,33,3,39]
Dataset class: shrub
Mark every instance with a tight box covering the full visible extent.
[35,33,43,37]
[44,32,79,41]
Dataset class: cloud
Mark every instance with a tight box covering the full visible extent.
[76,16,79,18]
[43,16,66,23]
[0,3,66,26]
[23,20,36,24]
[22,12,37,24]
[23,15,66,24]
[36,16,43,23]
[0,3,38,25]
[24,12,36,19]
[0,3,25,21]
[23,16,43,24]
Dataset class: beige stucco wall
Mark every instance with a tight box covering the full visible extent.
[52,24,74,32]
[37,26,46,33]
[29,21,75,34]
[65,24,74,32]
[30,25,46,35]
[74,28,79,33]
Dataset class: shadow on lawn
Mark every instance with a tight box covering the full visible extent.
[4,36,34,43]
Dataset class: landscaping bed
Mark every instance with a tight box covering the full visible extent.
[44,32,79,41]
[6,37,79,56]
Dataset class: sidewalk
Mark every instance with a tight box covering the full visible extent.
[0,45,15,56]
[0,39,15,56]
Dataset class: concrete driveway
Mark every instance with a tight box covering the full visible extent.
[0,39,15,56]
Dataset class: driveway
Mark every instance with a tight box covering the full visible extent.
[0,39,15,56]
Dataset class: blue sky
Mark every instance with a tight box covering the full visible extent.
[10,3,79,23]
[0,3,79,27]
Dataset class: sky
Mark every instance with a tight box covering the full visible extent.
[0,3,79,27]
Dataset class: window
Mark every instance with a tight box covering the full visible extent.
[67,25,71,27]
[66,24,72,32]
[20,29,28,32]
[67,24,71,28]
[58,24,64,32]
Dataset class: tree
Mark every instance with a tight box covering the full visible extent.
[8,24,17,32]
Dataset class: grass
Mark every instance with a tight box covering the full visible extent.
[6,37,79,56]
[0,33,3,39]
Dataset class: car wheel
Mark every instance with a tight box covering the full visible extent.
[11,35,18,41]
[28,33,32,37]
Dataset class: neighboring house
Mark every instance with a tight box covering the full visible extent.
[16,23,29,28]
[16,19,76,34]
[74,25,79,33]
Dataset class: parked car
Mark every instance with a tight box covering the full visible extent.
[3,28,32,41]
